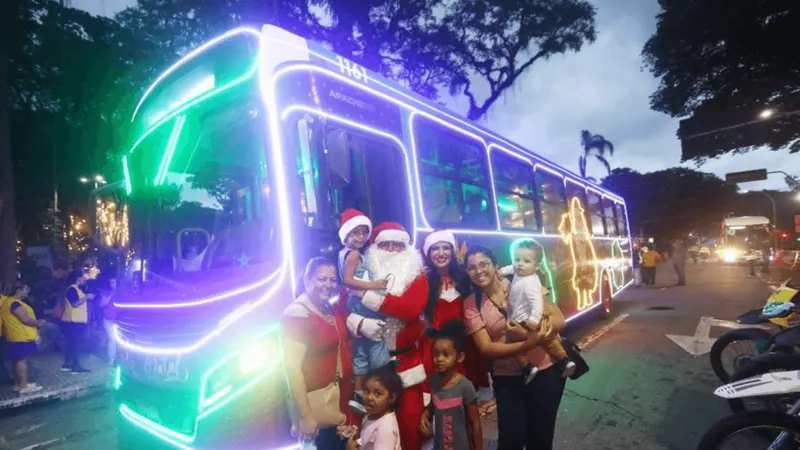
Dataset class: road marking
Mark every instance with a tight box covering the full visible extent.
[666,316,771,356]
[20,439,63,450]
[577,314,629,350]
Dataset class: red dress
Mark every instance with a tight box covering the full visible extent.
[421,281,491,389]
[281,296,357,428]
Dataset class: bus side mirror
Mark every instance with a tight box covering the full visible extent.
[325,129,351,189]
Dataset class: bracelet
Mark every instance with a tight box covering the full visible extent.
[356,318,365,337]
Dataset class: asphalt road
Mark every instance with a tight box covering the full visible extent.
[0,262,790,450]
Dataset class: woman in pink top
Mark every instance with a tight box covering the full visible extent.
[461,246,567,450]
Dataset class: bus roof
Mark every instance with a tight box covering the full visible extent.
[130,25,626,204]
[723,216,770,227]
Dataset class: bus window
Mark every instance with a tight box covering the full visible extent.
[491,151,540,231]
[293,117,412,232]
[615,203,629,237]
[415,118,495,229]
[534,170,566,233]
[602,198,619,236]
[586,190,606,236]
[565,181,590,233]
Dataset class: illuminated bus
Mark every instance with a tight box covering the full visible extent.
[718,216,771,263]
[114,25,634,448]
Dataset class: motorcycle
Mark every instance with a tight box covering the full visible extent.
[699,369,800,449]
[710,279,800,383]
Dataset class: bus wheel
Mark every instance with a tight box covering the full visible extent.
[601,274,612,319]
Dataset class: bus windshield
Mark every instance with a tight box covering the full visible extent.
[123,96,277,298]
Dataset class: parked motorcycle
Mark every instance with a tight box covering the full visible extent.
[698,369,800,449]
[710,279,800,383]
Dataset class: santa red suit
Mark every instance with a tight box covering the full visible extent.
[345,222,428,450]
[419,230,491,390]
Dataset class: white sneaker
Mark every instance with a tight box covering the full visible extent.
[563,361,577,379]
[18,384,43,394]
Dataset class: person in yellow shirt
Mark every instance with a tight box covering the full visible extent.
[61,269,94,374]
[1,280,46,394]
[640,247,662,286]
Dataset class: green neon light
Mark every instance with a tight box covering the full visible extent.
[127,56,259,159]
[610,240,625,290]
[122,156,132,195]
[119,404,197,449]
[197,324,281,420]
[113,366,122,390]
[118,325,283,443]
[154,115,187,185]
[509,238,558,304]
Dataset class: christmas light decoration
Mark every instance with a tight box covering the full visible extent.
[558,197,600,310]
[96,200,130,249]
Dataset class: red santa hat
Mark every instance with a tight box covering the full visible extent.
[370,222,411,245]
[339,208,372,244]
[422,229,457,257]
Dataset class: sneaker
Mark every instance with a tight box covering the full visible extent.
[563,361,577,379]
[60,364,72,372]
[71,367,91,374]
[523,364,538,385]
[18,384,43,395]
[349,391,366,415]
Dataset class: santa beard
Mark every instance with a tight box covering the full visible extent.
[366,245,424,296]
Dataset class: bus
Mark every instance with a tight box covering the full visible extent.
[718,215,771,263]
[113,25,634,448]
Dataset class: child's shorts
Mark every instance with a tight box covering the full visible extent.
[352,337,390,375]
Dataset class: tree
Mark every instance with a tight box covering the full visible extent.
[8,1,143,243]
[0,0,20,286]
[602,167,738,239]
[642,0,800,161]
[117,0,598,121]
[578,129,613,181]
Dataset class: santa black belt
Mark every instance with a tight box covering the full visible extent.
[389,347,412,357]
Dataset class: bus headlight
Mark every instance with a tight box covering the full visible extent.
[721,248,741,263]
[198,327,281,417]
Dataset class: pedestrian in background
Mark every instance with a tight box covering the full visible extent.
[1,280,47,394]
[640,247,661,286]
[671,239,687,286]
[60,270,93,374]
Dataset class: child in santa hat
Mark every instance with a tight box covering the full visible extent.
[338,208,390,414]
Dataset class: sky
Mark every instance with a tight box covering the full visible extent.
[74,0,799,191]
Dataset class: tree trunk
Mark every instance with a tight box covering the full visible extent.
[0,44,17,286]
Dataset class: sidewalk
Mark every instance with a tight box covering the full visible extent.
[0,352,112,411]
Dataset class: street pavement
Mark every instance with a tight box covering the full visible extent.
[0,262,791,450]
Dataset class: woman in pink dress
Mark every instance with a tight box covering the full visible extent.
[419,230,494,413]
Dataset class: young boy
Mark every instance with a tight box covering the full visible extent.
[501,240,575,383]
[338,208,390,414]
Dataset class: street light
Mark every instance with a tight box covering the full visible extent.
[759,109,775,119]
[79,175,106,189]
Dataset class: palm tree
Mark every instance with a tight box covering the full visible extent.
[578,130,614,182]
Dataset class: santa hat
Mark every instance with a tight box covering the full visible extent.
[339,208,372,244]
[422,229,457,257]
[371,222,411,245]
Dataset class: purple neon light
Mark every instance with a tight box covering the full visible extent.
[259,33,624,203]
[132,27,260,122]
[115,268,282,309]
[278,105,419,237]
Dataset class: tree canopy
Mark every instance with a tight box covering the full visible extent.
[602,167,738,239]
[117,0,598,121]
[642,0,800,161]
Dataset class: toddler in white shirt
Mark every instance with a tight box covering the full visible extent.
[502,240,575,383]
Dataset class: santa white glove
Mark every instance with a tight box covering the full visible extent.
[346,313,386,342]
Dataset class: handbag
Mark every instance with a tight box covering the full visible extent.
[297,300,347,428]
[561,337,590,380]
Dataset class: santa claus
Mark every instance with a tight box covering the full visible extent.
[346,222,428,450]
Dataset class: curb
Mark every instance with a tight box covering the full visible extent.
[0,381,110,413]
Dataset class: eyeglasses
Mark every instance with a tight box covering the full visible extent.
[466,260,493,274]
[378,241,406,251]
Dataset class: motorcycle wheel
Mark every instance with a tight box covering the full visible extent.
[728,352,800,414]
[697,411,800,450]
[710,328,773,383]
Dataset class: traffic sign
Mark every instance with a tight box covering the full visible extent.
[725,169,768,184]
